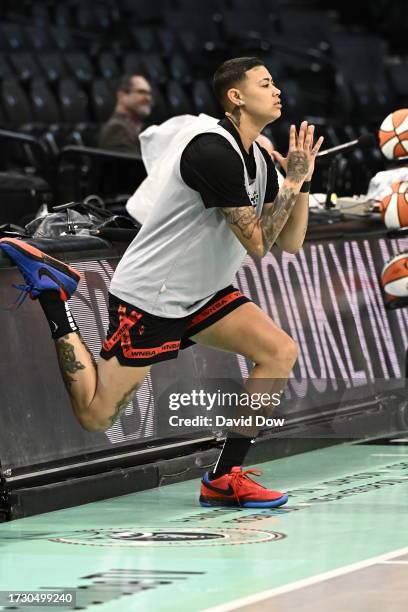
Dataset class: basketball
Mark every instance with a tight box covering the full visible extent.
[381,252,408,298]
[379,181,408,228]
[378,109,408,159]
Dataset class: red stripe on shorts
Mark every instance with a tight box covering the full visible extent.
[102,305,142,352]
[103,303,181,359]
[187,290,244,329]
[121,340,181,359]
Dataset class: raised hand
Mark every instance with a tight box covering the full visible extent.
[221,122,324,258]
[271,121,324,182]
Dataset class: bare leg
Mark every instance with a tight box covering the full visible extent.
[191,302,298,437]
[55,332,150,432]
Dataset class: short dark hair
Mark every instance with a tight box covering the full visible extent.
[213,57,265,109]
[117,74,148,93]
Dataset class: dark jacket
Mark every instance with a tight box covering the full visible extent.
[98,112,143,155]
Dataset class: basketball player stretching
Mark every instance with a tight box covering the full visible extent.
[0,58,323,508]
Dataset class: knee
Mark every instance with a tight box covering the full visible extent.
[281,336,299,365]
[78,411,111,433]
[264,334,299,367]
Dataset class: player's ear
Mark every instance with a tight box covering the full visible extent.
[226,88,243,109]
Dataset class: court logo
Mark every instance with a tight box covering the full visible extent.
[50,527,285,547]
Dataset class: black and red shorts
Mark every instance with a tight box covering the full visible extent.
[100,285,250,367]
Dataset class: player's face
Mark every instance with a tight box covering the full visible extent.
[239,66,282,123]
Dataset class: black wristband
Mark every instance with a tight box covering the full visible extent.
[300,180,311,193]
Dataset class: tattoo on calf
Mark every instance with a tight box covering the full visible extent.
[56,337,86,391]
[108,382,141,427]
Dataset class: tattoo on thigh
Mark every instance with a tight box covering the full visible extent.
[56,337,86,391]
[108,382,141,428]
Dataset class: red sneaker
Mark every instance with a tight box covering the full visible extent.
[199,466,288,508]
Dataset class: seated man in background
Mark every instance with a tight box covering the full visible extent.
[98,74,153,155]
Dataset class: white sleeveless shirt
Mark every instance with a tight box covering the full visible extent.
[110,115,268,318]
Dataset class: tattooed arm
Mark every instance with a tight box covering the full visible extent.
[274,190,310,254]
[272,122,323,254]
[221,177,303,258]
[221,123,323,257]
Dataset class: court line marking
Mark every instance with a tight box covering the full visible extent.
[202,544,408,612]
[370,454,408,457]
[380,561,408,565]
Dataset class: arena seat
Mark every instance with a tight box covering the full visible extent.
[176,30,198,56]
[130,26,158,53]
[0,23,27,51]
[169,53,192,85]
[24,26,53,51]
[149,82,168,123]
[192,80,219,116]
[0,102,6,128]
[58,78,89,124]
[36,52,68,83]
[0,53,12,79]
[49,26,75,51]
[0,78,33,127]
[97,52,120,80]
[120,0,165,24]
[387,61,408,107]
[166,80,194,116]
[329,34,391,121]
[123,52,145,76]
[278,79,310,123]
[54,4,73,28]
[156,27,180,56]
[30,78,62,125]
[64,52,94,84]
[0,169,52,225]
[140,52,168,85]
[277,8,334,50]
[30,4,51,27]
[164,11,221,47]
[0,129,52,188]
[90,79,114,123]
[76,6,112,31]
[220,9,277,43]
[176,0,226,11]
[9,52,43,83]
[229,0,270,10]
[56,144,147,203]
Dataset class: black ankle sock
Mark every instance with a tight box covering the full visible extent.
[38,290,78,340]
[210,433,253,479]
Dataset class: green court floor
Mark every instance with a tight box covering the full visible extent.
[1,442,408,611]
